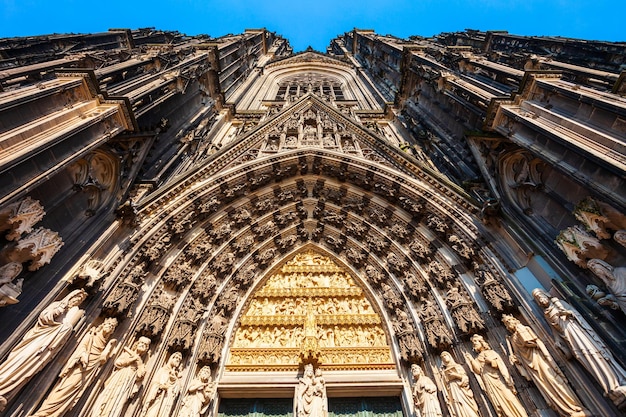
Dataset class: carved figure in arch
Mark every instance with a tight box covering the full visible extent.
[178,366,216,417]
[411,364,442,417]
[556,226,607,268]
[418,300,452,350]
[0,289,87,408]
[449,235,475,261]
[140,352,182,417]
[404,272,427,298]
[502,315,588,417]
[587,259,626,315]
[90,337,151,417]
[472,263,514,313]
[408,239,431,259]
[464,334,527,417]
[444,287,485,334]
[440,351,480,417]
[32,318,118,417]
[533,289,626,406]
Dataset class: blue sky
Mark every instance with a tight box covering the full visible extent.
[1,0,623,52]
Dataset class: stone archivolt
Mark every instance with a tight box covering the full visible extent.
[227,250,394,372]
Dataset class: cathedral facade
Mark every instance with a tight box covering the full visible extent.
[0,27,625,417]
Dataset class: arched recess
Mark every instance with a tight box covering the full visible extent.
[84,147,520,417]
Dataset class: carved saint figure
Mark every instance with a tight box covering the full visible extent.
[464,335,527,417]
[0,289,87,410]
[32,317,118,417]
[440,352,480,417]
[533,289,626,406]
[411,364,442,417]
[90,337,151,417]
[294,364,327,417]
[587,259,626,315]
[179,366,216,417]
[502,315,588,417]
[140,352,183,417]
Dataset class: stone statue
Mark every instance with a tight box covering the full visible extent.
[440,352,480,417]
[0,262,24,306]
[463,335,527,417]
[502,315,588,417]
[90,337,151,417]
[0,289,87,410]
[410,364,442,417]
[178,366,216,417]
[294,364,327,417]
[32,317,118,417]
[533,289,626,406]
[140,352,183,417]
[587,259,626,315]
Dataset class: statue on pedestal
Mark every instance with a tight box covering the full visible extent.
[0,289,87,410]
[410,364,442,417]
[31,317,118,417]
[179,366,216,417]
[440,352,480,417]
[533,289,626,406]
[502,315,588,417]
[294,364,327,417]
[140,352,182,417]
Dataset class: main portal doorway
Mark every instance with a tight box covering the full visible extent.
[217,397,404,417]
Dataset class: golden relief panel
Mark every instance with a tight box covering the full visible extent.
[226,250,395,371]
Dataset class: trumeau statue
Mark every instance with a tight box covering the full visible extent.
[440,352,480,417]
[294,364,327,417]
[32,317,118,417]
[178,366,216,417]
[587,259,626,315]
[464,335,527,417]
[140,352,182,417]
[532,289,626,406]
[410,364,442,417]
[502,315,588,417]
[0,289,87,410]
[90,337,151,417]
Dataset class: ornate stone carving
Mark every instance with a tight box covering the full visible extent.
[418,300,452,350]
[427,214,449,236]
[365,265,385,287]
[411,364,442,417]
[234,263,258,288]
[256,247,277,266]
[404,272,427,299]
[0,262,23,307]
[162,262,195,291]
[399,196,425,219]
[448,234,475,262]
[587,259,626,315]
[392,310,423,362]
[408,238,431,260]
[139,352,182,417]
[228,251,393,371]
[169,299,202,353]
[533,289,626,406]
[276,234,299,251]
[190,272,217,303]
[440,351,480,417]
[136,287,175,339]
[472,262,515,313]
[10,227,63,271]
[72,259,105,287]
[444,286,485,335]
[427,261,455,288]
[345,247,367,267]
[502,315,588,417]
[254,220,277,239]
[556,226,607,268]
[345,219,366,239]
[143,235,171,265]
[585,284,620,310]
[574,197,626,240]
[90,337,151,417]
[214,251,236,275]
[386,252,408,275]
[295,364,327,417]
[0,289,87,408]
[197,197,220,218]
[178,366,215,417]
[198,310,228,366]
[103,264,146,317]
[464,334,528,417]
[210,221,233,243]
[234,235,255,255]
[31,318,118,417]
[0,197,45,241]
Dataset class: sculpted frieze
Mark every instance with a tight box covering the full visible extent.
[448,234,476,262]
[143,234,171,265]
[187,240,213,265]
[275,211,298,227]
